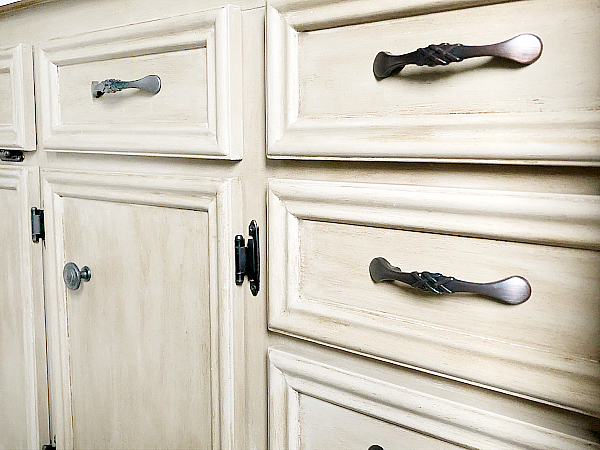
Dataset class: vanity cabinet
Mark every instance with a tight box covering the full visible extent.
[0,0,598,448]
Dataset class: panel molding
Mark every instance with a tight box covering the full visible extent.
[0,44,36,151]
[36,6,243,159]
[41,170,244,449]
[266,0,600,164]
[269,347,594,449]
[268,178,600,414]
[0,166,48,449]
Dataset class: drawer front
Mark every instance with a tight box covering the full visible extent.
[266,0,600,164]
[269,347,595,449]
[268,179,600,414]
[36,7,242,159]
[0,44,35,151]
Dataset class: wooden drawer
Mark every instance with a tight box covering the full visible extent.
[0,44,35,152]
[267,179,600,415]
[35,7,242,159]
[266,0,600,164]
[269,347,595,449]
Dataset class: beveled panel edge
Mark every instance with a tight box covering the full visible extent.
[41,169,244,449]
[268,346,595,449]
[0,44,35,151]
[266,0,600,165]
[268,0,524,30]
[0,166,48,449]
[267,178,600,415]
[35,6,243,159]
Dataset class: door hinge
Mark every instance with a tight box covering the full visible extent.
[0,149,24,162]
[41,445,56,450]
[31,208,45,243]
[235,220,260,296]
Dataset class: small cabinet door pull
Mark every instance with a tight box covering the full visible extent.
[373,34,543,79]
[369,257,531,305]
[63,262,91,291]
[91,75,161,98]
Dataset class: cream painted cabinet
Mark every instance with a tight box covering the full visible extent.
[0,0,599,449]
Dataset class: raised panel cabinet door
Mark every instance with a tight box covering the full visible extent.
[41,170,244,449]
[0,44,35,151]
[0,166,49,450]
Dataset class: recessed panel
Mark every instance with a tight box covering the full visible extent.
[269,347,593,449]
[37,7,242,158]
[267,0,600,163]
[268,179,600,414]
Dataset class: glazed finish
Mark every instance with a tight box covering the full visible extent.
[0,0,599,448]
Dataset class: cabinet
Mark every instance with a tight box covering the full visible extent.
[0,0,598,449]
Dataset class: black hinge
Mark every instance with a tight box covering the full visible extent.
[235,220,260,296]
[31,208,45,242]
[0,149,24,162]
[41,445,56,450]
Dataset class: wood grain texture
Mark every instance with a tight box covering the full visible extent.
[41,170,244,449]
[269,346,597,449]
[35,6,243,159]
[268,178,600,415]
[0,167,48,450]
[267,0,600,164]
[0,44,35,151]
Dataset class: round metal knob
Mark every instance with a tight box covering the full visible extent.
[63,262,91,290]
[368,446,384,450]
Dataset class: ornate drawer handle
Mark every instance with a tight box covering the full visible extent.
[63,262,91,291]
[91,75,161,98]
[373,34,542,79]
[369,257,531,305]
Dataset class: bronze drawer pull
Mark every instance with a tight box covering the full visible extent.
[373,34,542,80]
[369,257,531,305]
[91,74,161,98]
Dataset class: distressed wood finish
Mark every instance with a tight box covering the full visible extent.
[41,170,244,449]
[36,6,243,158]
[0,167,48,450]
[269,347,595,449]
[267,0,600,164]
[0,44,35,151]
[268,178,600,415]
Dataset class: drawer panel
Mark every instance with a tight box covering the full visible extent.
[268,179,600,414]
[266,0,600,164]
[269,347,595,449]
[36,7,242,158]
[0,44,35,151]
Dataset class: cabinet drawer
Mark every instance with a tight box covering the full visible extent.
[0,44,35,151]
[269,347,595,449]
[266,0,600,164]
[268,179,600,414]
[36,7,242,159]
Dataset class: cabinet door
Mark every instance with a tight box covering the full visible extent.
[0,166,49,449]
[41,170,244,449]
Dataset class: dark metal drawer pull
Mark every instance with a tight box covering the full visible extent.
[369,257,531,305]
[373,34,543,80]
[63,262,91,291]
[91,75,161,98]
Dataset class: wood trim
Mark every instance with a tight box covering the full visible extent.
[267,178,600,414]
[41,169,244,449]
[269,346,596,449]
[35,6,243,159]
